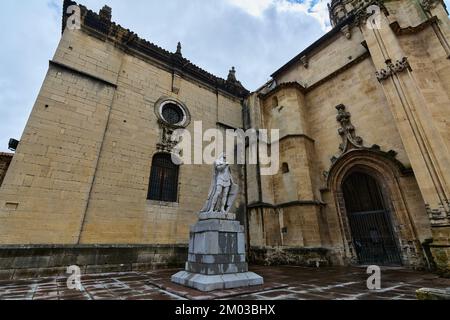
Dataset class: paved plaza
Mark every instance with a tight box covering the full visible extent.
[0,266,448,300]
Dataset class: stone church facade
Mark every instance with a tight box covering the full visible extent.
[0,0,449,279]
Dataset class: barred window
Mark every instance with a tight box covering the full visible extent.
[162,103,184,125]
[147,153,179,202]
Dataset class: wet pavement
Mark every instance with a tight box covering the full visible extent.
[0,266,449,300]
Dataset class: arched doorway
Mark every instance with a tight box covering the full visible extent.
[342,171,402,266]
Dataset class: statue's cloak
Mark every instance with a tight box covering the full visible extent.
[201,160,238,214]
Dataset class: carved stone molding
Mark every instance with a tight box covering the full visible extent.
[331,104,364,163]
[157,121,180,153]
[375,57,411,82]
[300,55,309,68]
[390,16,439,36]
[351,0,389,28]
[154,97,191,153]
[427,201,450,226]
[99,5,112,23]
[336,104,363,150]
[420,0,441,12]
[329,105,403,167]
[341,25,352,39]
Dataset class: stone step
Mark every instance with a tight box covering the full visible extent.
[171,271,264,292]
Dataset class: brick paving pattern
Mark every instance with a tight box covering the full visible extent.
[0,266,449,300]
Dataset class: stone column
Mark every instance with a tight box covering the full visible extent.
[361,11,450,225]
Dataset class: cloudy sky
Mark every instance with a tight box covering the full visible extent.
[0,0,449,152]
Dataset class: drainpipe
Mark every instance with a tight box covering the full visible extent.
[242,99,251,258]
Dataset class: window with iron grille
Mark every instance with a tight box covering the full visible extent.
[147,153,179,202]
[161,103,184,125]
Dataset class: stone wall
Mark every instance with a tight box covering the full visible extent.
[0,153,13,187]
[429,225,450,277]
[0,245,187,280]
[249,246,332,267]
[1,0,448,273]
[0,18,244,245]
[245,0,449,269]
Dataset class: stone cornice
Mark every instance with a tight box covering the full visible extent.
[271,15,356,79]
[390,16,439,35]
[247,200,327,209]
[257,82,306,100]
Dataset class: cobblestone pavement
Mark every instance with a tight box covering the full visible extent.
[0,266,448,300]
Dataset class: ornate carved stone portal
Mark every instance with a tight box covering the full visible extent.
[172,154,264,292]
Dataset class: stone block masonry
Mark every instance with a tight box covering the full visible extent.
[172,214,263,292]
[1,0,449,277]
[0,245,187,281]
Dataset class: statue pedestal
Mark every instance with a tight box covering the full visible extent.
[172,213,264,292]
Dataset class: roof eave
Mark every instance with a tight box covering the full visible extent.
[270,14,355,79]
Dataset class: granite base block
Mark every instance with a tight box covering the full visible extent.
[171,271,264,292]
[172,213,264,292]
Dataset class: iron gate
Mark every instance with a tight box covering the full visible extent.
[348,209,402,265]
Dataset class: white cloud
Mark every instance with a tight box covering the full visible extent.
[227,0,273,17]
[227,0,331,31]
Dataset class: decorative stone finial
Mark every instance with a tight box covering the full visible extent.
[328,0,371,28]
[175,42,182,56]
[328,0,347,27]
[227,66,237,83]
[99,5,112,22]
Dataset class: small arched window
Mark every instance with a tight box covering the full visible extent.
[147,153,179,202]
[282,163,290,174]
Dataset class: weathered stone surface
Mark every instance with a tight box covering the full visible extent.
[429,225,450,277]
[250,247,331,267]
[0,245,187,280]
[2,266,450,300]
[186,262,248,275]
[416,288,450,300]
[191,219,243,233]
[188,254,246,264]
[198,212,236,221]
